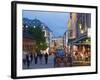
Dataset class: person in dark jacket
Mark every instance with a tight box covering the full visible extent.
[38,52,43,64]
[44,53,48,64]
[34,53,38,64]
[67,48,73,67]
[26,54,30,68]
[30,53,33,63]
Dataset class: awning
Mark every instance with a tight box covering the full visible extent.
[68,35,90,45]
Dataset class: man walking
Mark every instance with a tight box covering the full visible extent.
[44,53,48,64]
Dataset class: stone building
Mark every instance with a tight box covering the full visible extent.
[23,26,36,54]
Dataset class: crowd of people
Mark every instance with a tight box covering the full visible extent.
[23,45,91,68]
[72,45,90,61]
[54,45,91,67]
[64,45,91,66]
[23,50,49,68]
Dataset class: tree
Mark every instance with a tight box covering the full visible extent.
[27,26,47,51]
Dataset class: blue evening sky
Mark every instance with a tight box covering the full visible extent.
[22,10,70,37]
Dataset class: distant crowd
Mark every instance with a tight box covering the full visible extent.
[23,45,91,68]
[23,50,49,68]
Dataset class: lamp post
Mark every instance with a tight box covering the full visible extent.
[34,25,36,28]
[88,28,91,37]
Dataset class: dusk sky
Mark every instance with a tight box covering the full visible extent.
[22,10,70,37]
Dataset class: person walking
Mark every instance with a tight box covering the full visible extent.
[39,52,43,64]
[67,48,73,67]
[30,53,33,63]
[26,54,30,68]
[67,48,73,66]
[44,53,48,64]
[34,52,38,64]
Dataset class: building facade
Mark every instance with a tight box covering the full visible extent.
[63,30,68,47]
[41,23,53,47]
[23,18,53,48]
[68,13,77,39]
[23,26,36,54]
[68,13,91,45]
[51,36,64,49]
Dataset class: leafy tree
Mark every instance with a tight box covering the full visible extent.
[27,26,47,51]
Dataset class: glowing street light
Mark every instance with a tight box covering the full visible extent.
[34,25,36,28]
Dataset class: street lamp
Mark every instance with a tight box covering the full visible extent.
[88,28,91,37]
[79,24,82,29]
[34,25,36,28]
[81,30,84,34]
